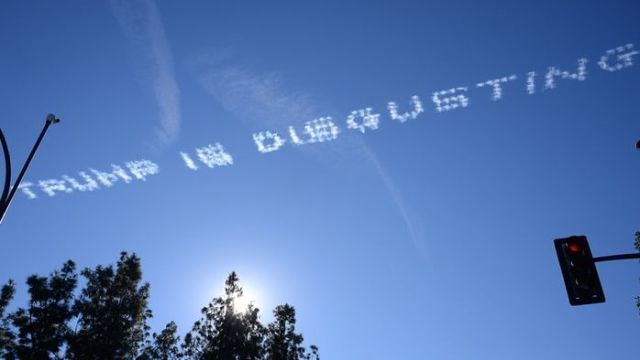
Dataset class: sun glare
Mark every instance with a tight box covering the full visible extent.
[233,284,260,313]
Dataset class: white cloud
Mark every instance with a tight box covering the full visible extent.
[598,43,638,72]
[126,160,160,181]
[39,179,73,197]
[195,143,234,168]
[476,75,517,101]
[361,147,429,260]
[16,183,37,199]
[432,87,469,112]
[189,55,321,131]
[110,0,181,146]
[181,152,199,171]
[387,95,424,123]
[253,131,287,153]
[63,173,100,192]
[526,71,536,94]
[545,58,588,90]
[91,166,133,187]
[299,117,340,144]
[190,56,427,256]
[27,160,159,199]
[346,108,380,134]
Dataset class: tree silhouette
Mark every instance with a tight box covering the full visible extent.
[9,261,76,359]
[66,252,151,359]
[183,272,265,360]
[265,304,318,360]
[0,280,16,358]
[0,254,318,359]
[141,321,181,360]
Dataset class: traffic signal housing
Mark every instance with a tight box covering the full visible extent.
[554,236,605,306]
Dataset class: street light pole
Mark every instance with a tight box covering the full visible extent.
[0,114,60,224]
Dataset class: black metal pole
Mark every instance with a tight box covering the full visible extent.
[593,253,640,262]
[0,114,59,224]
[0,129,11,207]
[592,142,640,262]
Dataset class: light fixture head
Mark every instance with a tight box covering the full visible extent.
[46,113,60,125]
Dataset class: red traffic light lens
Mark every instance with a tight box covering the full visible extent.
[567,242,582,254]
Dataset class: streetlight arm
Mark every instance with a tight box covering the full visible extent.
[4,121,50,208]
[0,114,59,224]
[0,129,11,207]
[593,253,640,262]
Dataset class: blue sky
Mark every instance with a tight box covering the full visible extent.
[1,0,639,358]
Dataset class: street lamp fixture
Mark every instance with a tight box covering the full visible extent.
[0,114,60,224]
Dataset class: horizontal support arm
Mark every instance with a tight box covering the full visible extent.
[593,253,640,263]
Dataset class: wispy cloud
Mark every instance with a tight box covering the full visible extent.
[361,147,428,260]
[189,53,321,129]
[189,52,428,259]
[110,0,181,146]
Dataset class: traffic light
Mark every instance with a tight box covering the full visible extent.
[554,236,605,306]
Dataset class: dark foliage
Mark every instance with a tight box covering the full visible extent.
[0,280,16,358]
[66,252,151,359]
[265,304,313,360]
[184,272,265,360]
[10,261,76,359]
[0,254,318,359]
[141,322,181,360]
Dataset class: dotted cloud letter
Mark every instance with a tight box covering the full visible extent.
[288,126,307,145]
[346,108,380,133]
[432,87,469,112]
[62,172,99,192]
[544,58,587,89]
[180,152,199,171]
[387,96,424,123]
[303,117,340,143]
[39,179,73,197]
[91,165,132,187]
[526,72,536,94]
[476,75,517,101]
[14,182,37,199]
[253,131,286,153]
[598,44,639,72]
[195,143,234,168]
[288,118,340,145]
[126,160,160,181]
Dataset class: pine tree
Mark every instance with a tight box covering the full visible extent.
[141,321,182,360]
[0,280,16,358]
[0,256,319,359]
[9,261,76,359]
[183,272,264,360]
[265,304,317,360]
[67,252,152,359]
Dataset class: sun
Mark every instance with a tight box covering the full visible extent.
[233,284,259,313]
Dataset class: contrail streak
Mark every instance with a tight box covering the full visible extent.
[111,0,181,146]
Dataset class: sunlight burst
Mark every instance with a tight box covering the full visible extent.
[233,284,259,313]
